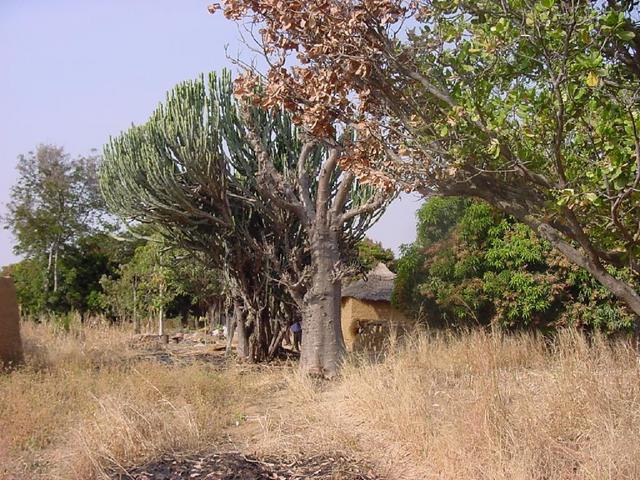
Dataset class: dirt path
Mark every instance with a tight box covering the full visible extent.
[217,377,431,480]
[319,390,432,480]
[110,338,383,479]
[116,336,430,479]
[109,387,382,480]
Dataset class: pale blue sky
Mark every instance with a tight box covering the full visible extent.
[0,0,421,267]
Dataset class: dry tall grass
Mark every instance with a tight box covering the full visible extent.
[0,321,266,480]
[257,330,640,480]
[5,322,640,480]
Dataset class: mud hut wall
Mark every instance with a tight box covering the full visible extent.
[340,297,410,350]
[0,277,24,368]
[341,297,355,348]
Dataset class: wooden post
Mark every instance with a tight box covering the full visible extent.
[158,307,168,344]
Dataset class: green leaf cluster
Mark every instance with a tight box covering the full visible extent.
[401,0,640,268]
[393,197,634,332]
[356,238,395,272]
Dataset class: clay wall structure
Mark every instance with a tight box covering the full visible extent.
[0,277,24,369]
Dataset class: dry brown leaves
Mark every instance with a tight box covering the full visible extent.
[209,1,412,187]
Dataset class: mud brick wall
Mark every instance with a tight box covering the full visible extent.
[0,277,24,369]
[341,297,412,351]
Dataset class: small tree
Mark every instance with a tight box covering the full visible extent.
[4,145,107,296]
[101,237,179,334]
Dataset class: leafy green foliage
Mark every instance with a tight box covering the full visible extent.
[391,244,427,317]
[394,0,640,317]
[417,197,469,246]
[2,144,118,317]
[394,197,634,332]
[100,237,175,321]
[2,260,47,316]
[3,233,123,317]
[356,238,395,272]
[4,145,107,259]
[53,234,120,315]
[99,237,223,323]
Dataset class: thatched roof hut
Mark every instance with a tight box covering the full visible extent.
[342,262,396,302]
[341,263,411,352]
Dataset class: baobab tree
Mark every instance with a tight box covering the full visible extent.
[238,110,388,375]
[101,71,389,373]
[211,0,640,326]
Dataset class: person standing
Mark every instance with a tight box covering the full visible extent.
[291,321,302,352]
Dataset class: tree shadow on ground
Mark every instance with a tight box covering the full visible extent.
[110,452,380,480]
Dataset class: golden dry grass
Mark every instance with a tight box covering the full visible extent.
[5,322,640,480]
[255,329,640,480]
[0,321,270,480]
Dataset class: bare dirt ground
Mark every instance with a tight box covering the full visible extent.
[128,332,229,365]
[128,333,299,368]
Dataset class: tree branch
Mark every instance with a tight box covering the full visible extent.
[315,148,340,225]
[331,171,355,218]
[297,140,317,221]
[240,106,308,222]
[340,191,387,224]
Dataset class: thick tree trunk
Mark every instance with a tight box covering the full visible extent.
[207,302,217,333]
[300,230,345,377]
[237,319,249,359]
[248,307,272,362]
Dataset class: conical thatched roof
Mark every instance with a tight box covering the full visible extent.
[342,263,396,302]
